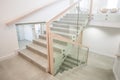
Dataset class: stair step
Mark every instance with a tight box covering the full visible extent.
[52,21,82,29]
[19,49,48,72]
[57,20,85,25]
[51,26,77,34]
[52,31,74,39]
[67,56,80,62]
[61,17,88,21]
[60,65,68,71]
[65,14,89,17]
[54,21,83,25]
[34,37,67,54]
[53,39,67,46]
[26,43,47,58]
[65,57,80,66]
[65,58,78,66]
[33,39,47,47]
[63,61,75,68]
[60,18,86,22]
[39,35,46,40]
[39,35,68,46]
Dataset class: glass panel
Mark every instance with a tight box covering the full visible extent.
[50,1,89,42]
[53,39,89,75]
[16,22,46,49]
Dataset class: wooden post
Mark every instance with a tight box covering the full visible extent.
[89,0,93,21]
[80,30,83,45]
[46,23,54,75]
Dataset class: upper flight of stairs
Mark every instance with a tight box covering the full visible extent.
[18,13,89,74]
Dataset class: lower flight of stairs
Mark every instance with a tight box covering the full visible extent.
[18,36,48,72]
[56,65,112,80]
[58,55,86,73]
[18,35,67,72]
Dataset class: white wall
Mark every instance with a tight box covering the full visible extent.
[0,24,18,57]
[0,0,70,57]
[17,0,69,23]
[83,27,120,57]
[0,0,56,23]
[92,0,108,13]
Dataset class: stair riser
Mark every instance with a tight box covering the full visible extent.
[60,67,69,71]
[65,59,79,66]
[61,18,87,21]
[53,48,62,53]
[64,16,88,19]
[53,39,67,46]
[60,19,86,23]
[19,52,47,72]
[27,43,63,55]
[51,27,77,34]
[39,35,68,47]
[54,33,71,39]
[65,14,88,17]
[67,56,80,62]
[53,24,81,29]
[58,21,85,25]
[33,40,47,48]
[62,63,73,69]
[53,23,70,28]
[26,45,47,59]
[39,35,46,40]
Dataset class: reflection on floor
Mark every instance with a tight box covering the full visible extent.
[18,40,31,49]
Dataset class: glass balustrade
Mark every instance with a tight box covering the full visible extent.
[46,0,90,75]
[50,1,89,42]
[16,22,46,49]
[52,39,89,75]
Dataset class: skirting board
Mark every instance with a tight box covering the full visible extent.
[113,57,119,80]
[89,50,116,58]
[0,49,19,62]
[113,67,118,80]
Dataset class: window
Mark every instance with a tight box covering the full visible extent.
[107,0,118,9]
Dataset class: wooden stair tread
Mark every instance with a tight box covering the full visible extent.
[19,49,48,71]
[33,39,46,44]
[27,43,47,55]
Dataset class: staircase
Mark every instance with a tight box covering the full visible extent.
[18,13,89,75]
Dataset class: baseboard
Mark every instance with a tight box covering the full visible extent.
[113,67,118,80]
[0,49,19,62]
[89,50,115,58]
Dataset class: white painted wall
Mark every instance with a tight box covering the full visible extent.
[92,0,108,14]
[0,24,18,57]
[0,0,70,57]
[0,0,56,23]
[83,27,120,57]
[17,0,69,23]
